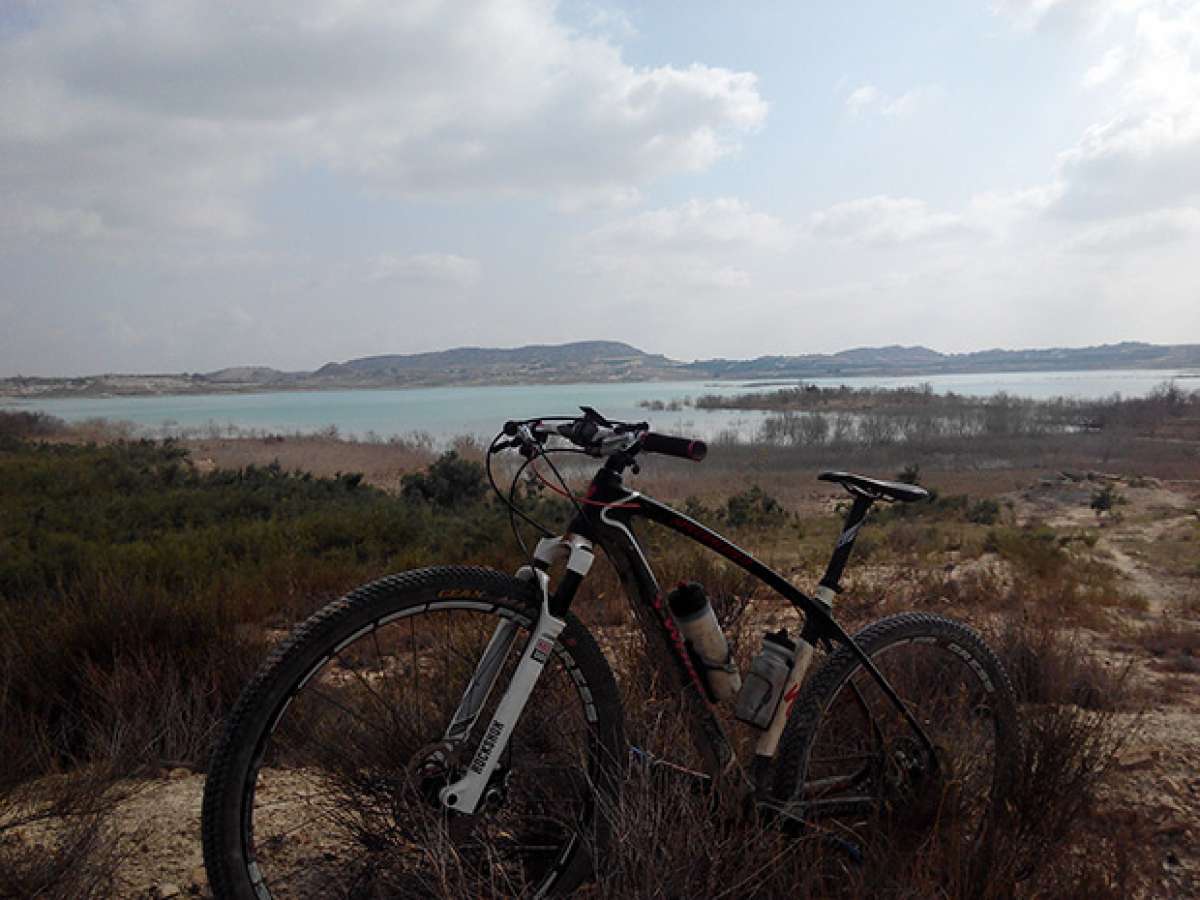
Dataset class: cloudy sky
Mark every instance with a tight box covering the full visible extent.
[2,0,1198,376]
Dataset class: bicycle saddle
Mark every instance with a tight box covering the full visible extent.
[818,471,929,503]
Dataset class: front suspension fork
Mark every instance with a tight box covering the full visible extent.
[438,534,594,815]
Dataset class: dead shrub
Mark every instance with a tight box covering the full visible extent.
[1123,621,1200,674]
[0,772,125,900]
[990,615,1133,710]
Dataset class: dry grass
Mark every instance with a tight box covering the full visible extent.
[0,772,126,900]
[1119,621,1200,675]
[582,620,1141,899]
[182,433,439,491]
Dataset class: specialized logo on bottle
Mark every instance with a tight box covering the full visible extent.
[531,636,555,663]
[469,720,506,774]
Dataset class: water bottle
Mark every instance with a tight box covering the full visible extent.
[734,630,796,729]
[667,582,741,702]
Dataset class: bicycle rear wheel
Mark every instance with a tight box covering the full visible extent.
[202,566,625,899]
[774,613,1019,865]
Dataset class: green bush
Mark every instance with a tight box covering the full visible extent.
[984,524,1064,578]
[1090,483,1126,518]
[967,498,1002,525]
[400,451,487,507]
[0,439,517,776]
[721,484,789,529]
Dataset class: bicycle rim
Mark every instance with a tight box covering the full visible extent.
[793,624,1013,857]
[234,603,606,898]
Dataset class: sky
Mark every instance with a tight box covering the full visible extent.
[2,0,1199,376]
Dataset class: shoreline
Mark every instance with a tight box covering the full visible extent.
[3,364,1199,403]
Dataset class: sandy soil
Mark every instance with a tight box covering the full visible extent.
[1016,476,1199,895]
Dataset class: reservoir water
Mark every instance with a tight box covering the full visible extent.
[7,369,1196,444]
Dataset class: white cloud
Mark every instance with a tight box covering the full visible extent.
[1083,44,1127,85]
[986,1,1200,249]
[587,197,791,251]
[845,84,881,115]
[365,253,482,287]
[579,197,789,290]
[970,185,1061,229]
[0,0,766,242]
[1064,206,1200,251]
[1053,110,1200,218]
[1051,3,1200,220]
[582,4,639,41]
[810,196,974,246]
[991,0,1126,34]
[882,85,947,118]
[844,82,945,119]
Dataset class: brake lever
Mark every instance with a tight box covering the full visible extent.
[578,406,612,427]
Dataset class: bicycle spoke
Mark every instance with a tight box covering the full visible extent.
[229,602,605,898]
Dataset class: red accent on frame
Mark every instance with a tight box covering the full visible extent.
[529,458,640,509]
[651,591,707,695]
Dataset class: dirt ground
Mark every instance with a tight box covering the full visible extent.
[1012,476,1199,896]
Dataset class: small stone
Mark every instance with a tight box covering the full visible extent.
[153,883,183,899]
[168,767,191,780]
[1116,749,1156,770]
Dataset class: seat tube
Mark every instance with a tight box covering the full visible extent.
[750,638,816,786]
[818,493,874,597]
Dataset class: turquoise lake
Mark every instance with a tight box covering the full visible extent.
[7,369,1197,444]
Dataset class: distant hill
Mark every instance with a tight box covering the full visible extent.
[315,341,679,383]
[687,341,1200,380]
[204,366,293,384]
[2,340,1198,399]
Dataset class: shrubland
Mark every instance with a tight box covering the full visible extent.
[0,392,1195,896]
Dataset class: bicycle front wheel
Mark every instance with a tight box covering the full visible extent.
[202,566,625,899]
[774,613,1019,864]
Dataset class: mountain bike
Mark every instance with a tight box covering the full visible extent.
[202,408,1020,898]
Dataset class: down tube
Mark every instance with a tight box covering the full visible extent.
[591,507,741,780]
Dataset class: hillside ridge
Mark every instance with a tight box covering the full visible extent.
[3,340,1198,398]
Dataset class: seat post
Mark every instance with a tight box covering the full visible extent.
[819,492,875,594]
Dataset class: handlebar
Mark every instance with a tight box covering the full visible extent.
[641,432,707,461]
[500,412,706,463]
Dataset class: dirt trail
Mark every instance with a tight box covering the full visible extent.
[1020,477,1200,894]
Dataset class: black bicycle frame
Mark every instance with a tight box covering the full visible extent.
[551,461,936,784]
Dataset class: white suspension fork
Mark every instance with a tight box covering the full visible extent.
[440,617,521,747]
[439,534,595,815]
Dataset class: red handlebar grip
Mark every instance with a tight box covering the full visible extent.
[642,433,707,461]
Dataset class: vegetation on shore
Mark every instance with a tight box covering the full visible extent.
[642,381,1200,448]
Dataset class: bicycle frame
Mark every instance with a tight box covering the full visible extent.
[440,458,936,815]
